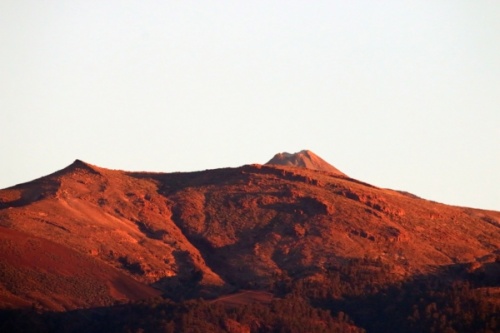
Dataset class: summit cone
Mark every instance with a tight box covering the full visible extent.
[265,150,346,176]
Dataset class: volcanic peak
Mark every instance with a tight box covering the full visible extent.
[266,150,346,176]
[58,159,102,176]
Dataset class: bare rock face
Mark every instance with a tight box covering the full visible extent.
[265,150,346,176]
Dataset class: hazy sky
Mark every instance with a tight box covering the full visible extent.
[1,1,499,210]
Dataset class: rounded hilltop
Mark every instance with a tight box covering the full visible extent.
[265,149,346,176]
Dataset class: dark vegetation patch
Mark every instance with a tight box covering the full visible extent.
[2,260,499,332]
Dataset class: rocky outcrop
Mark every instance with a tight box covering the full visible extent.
[266,150,346,176]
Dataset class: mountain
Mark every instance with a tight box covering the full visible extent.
[266,149,346,176]
[0,152,499,332]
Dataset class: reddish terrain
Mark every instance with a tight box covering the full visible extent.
[0,151,499,313]
[266,150,346,176]
[0,227,160,310]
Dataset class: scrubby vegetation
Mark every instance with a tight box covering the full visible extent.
[1,259,499,333]
[0,296,358,333]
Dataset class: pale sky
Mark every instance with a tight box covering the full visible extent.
[1,1,499,210]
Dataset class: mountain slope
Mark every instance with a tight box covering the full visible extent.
[0,153,499,314]
[0,226,160,310]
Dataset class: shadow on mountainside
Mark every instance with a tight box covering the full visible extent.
[306,260,500,333]
[0,179,61,209]
[1,259,499,333]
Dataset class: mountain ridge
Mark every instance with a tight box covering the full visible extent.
[0,151,499,328]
